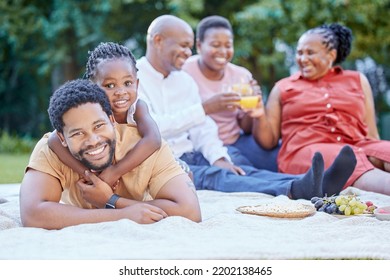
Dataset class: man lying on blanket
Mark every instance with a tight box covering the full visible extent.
[19,79,201,229]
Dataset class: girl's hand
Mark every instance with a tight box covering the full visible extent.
[98,165,121,191]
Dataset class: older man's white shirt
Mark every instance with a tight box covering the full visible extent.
[136,56,230,165]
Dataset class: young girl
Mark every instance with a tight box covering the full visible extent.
[49,42,162,188]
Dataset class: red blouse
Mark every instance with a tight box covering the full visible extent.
[276,67,390,187]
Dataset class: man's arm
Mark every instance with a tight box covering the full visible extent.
[141,173,202,222]
[80,171,202,223]
[47,131,88,177]
[19,169,168,229]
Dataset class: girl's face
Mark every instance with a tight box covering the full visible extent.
[197,27,234,74]
[94,59,138,121]
[295,33,336,80]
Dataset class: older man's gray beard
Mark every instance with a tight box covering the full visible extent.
[75,139,116,172]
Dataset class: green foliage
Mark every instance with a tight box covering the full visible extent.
[233,1,292,93]
[231,0,390,115]
[0,153,31,183]
[0,131,37,154]
[1,0,390,139]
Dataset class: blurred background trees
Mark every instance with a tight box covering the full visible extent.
[1,0,390,142]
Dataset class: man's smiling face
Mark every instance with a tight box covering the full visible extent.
[58,102,116,171]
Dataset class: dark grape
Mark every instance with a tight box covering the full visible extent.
[324,205,332,214]
[314,199,324,209]
[325,203,337,214]
[311,197,321,204]
[318,204,327,212]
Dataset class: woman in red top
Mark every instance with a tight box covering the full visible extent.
[252,23,390,195]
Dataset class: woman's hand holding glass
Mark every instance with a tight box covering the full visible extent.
[227,78,264,116]
[202,78,264,115]
[202,89,241,115]
[242,79,265,118]
[227,78,260,110]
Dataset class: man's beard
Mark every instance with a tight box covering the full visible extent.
[75,139,116,172]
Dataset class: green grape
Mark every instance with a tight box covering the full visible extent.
[349,198,357,207]
[339,197,348,206]
[335,196,343,206]
[339,204,347,212]
[314,194,374,216]
[344,206,352,216]
[358,202,367,210]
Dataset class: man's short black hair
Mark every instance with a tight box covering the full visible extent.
[48,79,112,133]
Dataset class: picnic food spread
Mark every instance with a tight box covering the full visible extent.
[310,194,377,216]
[236,194,385,219]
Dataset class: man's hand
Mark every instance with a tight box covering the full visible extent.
[78,171,168,223]
[77,170,114,208]
[121,203,168,224]
[213,158,246,175]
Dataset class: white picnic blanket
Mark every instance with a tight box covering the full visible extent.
[1,184,390,260]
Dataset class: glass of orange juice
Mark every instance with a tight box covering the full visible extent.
[230,82,259,109]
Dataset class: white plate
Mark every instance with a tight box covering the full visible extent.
[374,206,390,221]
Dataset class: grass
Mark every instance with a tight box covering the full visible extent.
[0,153,30,183]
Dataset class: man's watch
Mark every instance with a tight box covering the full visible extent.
[105,194,121,209]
